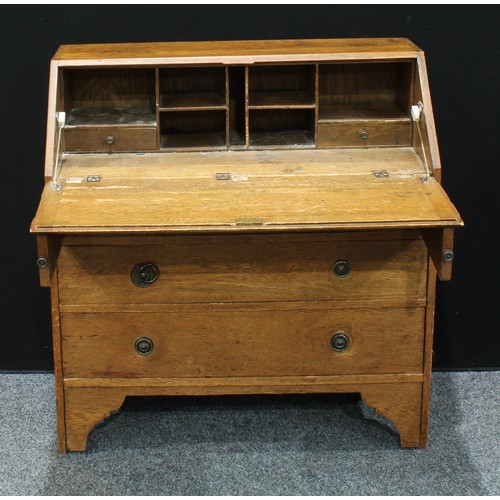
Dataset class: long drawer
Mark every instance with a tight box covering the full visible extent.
[61,307,425,378]
[58,238,428,305]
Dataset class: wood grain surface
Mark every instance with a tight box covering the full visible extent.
[63,378,424,451]
[57,238,427,304]
[317,120,411,147]
[36,39,461,452]
[60,307,425,378]
[64,126,157,152]
[32,149,461,234]
[53,38,421,66]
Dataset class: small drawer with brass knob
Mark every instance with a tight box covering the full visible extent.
[317,120,411,147]
[64,126,157,152]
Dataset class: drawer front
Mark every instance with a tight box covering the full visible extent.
[61,307,425,378]
[64,126,157,152]
[317,120,411,147]
[58,238,427,305]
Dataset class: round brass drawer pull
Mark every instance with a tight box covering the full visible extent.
[106,135,114,145]
[332,260,351,278]
[330,332,350,352]
[135,337,154,356]
[130,263,160,288]
[359,129,368,140]
[37,256,48,268]
[442,249,454,262]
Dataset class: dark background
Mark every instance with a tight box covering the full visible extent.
[1,5,498,370]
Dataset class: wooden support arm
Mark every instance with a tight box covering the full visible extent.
[35,235,61,287]
[422,228,455,281]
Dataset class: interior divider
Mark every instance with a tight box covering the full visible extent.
[225,66,230,149]
[155,68,161,151]
[314,64,319,147]
[245,66,250,148]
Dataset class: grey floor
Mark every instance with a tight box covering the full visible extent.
[0,372,498,495]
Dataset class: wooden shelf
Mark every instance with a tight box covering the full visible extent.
[250,129,314,148]
[319,103,410,122]
[160,92,226,111]
[66,107,157,127]
[249,90,315,109]
[161,132,226,150]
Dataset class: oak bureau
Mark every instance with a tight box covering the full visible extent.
[31,38,462,452]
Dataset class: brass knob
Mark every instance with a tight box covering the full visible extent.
[443,249,454,262]
[359,129,368,140]
[135,337,154,355]
[106,135,114,145]
[130,263,160,287]
[332,260,351,278]
[330,332,350,352]
[37,256,48,268]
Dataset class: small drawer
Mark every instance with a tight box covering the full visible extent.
[61,307,425,378]
[64,126,157,152]
[317,120,411,147]
[58,235,428,305]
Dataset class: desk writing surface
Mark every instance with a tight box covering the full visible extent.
[32,148,462,234]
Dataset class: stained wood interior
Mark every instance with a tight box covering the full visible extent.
[318,62,413,121]
[61,61,417,151]
[160,110,226,150]
[64,68,156,121]
[248,65,316,109]
[228,66,246,148]
[158,66,226,110]
[249,109,315,147]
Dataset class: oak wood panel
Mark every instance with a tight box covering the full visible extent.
[56,147,428,177]
[31,170,462,234]
[64,126,157,152]
[57,238,428,305]
[318,62,413,116]
[61,307,425,378]
[60,229,423,246]
[361,382,423,447]
[319,102,409,121]
[159,91,227,111]
[248,90,316,109]
[53,39,420,66]
[64,373,424,388]
[317,120,411,147]
[420,260,437,447]
[64,387,125,452]
[60,299,426,314]
[413,54,442,181]
[422,227,455,281]
[50,271,67,453]
[63,379,423,451]
[64,68,156,110]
